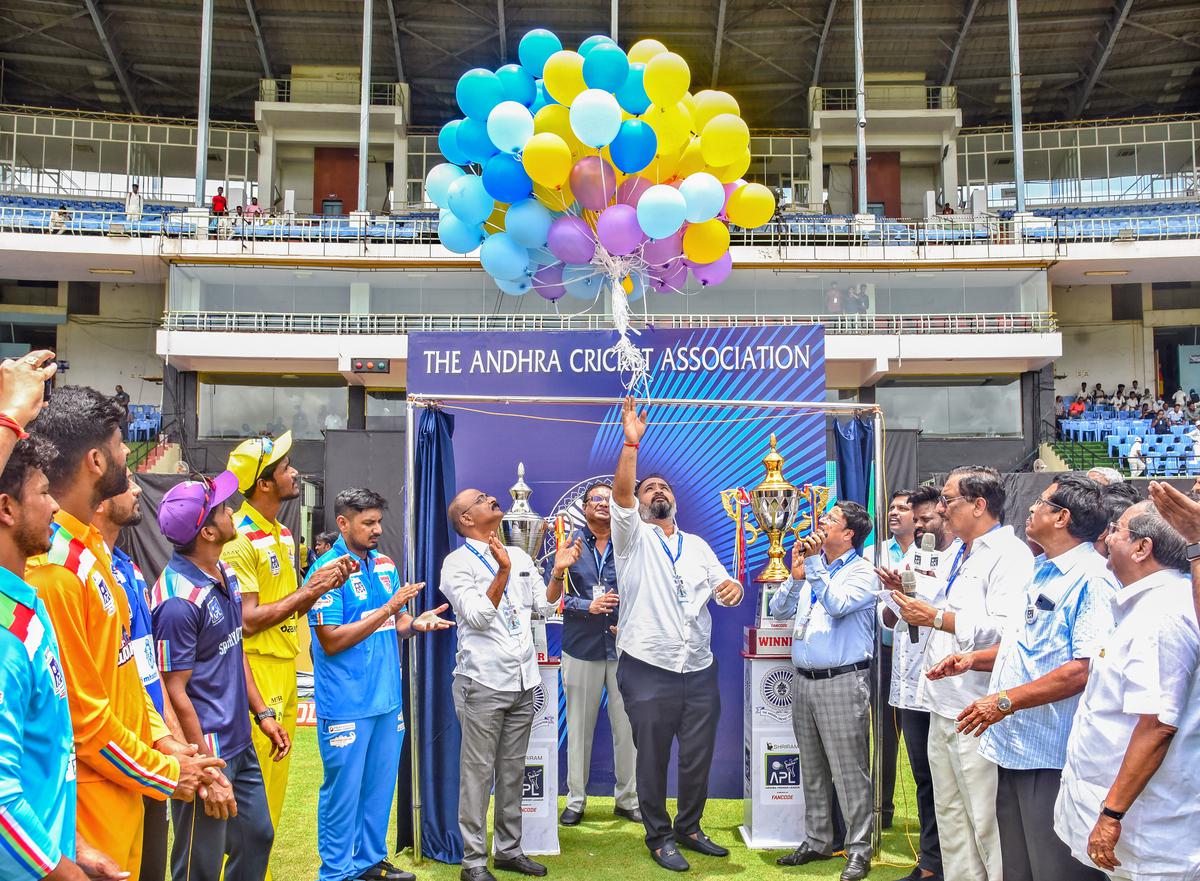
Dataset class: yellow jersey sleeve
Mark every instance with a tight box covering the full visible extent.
[144,689,171,744]
[221,534,260,595]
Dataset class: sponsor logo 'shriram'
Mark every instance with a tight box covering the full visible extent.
[421,344,813,376]
[218,626,243,656]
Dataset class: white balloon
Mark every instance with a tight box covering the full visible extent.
[569,89,622,148]
[678,172,725,223]
[486,101,535,155]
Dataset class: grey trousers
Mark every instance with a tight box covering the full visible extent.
[561,652,638,812]
[995,766,1106,881]
[791,667,874,859]
[452,674,535,869]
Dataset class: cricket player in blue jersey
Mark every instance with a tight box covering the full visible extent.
[308,488,453,881]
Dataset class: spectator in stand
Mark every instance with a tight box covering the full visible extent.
[1151,410,1172,436]
[1092,384,1107,404]
[212,187,228,216]
[125,183,143,222]
[50,204,70,234]
[1187,399,1200,421]
[1172,387,1188,408]
[1188,420,1200,463]
[1055,397,1066,438]
[114,384,131,437]
[825,282,844,314]
[1068,398,1087,418]
[244,196,263,219]
[1079,382,1089,402]
[941,203,955,215]
[1127,436,1146,479]
[1168,403,1186,424]
[1128,380,1142,402]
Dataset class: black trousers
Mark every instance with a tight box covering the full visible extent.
[995,766,1106,881]
[874,639,898,823]
[898,708,942,875]
[141,795,169,881]
[616,652,721,852]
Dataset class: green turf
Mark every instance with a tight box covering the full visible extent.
[268,727,925,880]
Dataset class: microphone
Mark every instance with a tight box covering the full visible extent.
[901,568,920,644]
[916,531,938,576]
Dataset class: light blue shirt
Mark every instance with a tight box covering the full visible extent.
[880,538,909,647]
[978,542,1117,771]
[770,548,877,671]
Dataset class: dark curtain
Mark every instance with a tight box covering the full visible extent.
[395,409,463,863]
[834,416,875,506]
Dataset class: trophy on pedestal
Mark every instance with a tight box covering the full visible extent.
[722,435,829,651]
[500,462,553,659]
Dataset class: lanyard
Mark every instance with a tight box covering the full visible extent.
[591,541,610,580]
[656,531,684,570]
[944,523,1001,595]
[466,543,496,575]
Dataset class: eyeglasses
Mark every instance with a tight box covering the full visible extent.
[252,437,275,485]
[586,494,611,505]
[938,494,965,506]
[1032,497,1067,513]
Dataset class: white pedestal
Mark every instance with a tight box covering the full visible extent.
[739,652,807,849]
[495,661,561,856]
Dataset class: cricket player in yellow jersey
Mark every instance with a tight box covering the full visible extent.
[26,386,223,880]
[221,432,354,853]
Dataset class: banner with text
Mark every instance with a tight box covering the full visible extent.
[408,326,826,798]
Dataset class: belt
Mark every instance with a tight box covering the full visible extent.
[796,659,871,680]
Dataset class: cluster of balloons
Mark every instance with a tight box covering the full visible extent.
[425,28,776,300]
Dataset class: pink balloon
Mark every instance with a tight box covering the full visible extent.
[533,263,566,301]
[642,229,683,268]
[616,175,653,208]
[569,156,617,211]
[649,261,688,293]
[596,204,644,256]
[690,250,733,287]
[546,215,597,265]
[720,179,746,221]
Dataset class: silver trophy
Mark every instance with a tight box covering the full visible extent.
[500,462,549,559]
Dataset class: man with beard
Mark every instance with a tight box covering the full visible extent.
[95,471,184,881]
[878,490,916,830]
[28,386,223,880]
[610,397,743,873]
[441,487,578,881]
[222,433,353,854]
[154,471,288,881]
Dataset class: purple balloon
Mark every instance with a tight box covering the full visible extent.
[690,250,733,287]
[569,156,618,211]
[596,204,644,256]
[546,215,597,265]
[649,261,688,293]
[617,175,654,208]
[642,229,683,268]
[532,263,566,301]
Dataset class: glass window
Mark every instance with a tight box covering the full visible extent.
[876,379,1022,437]
[366,391,406,430]
[198,378,348,440]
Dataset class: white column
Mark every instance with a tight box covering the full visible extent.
[257,127,276,209]
[357,0,374,213]
[393,127,408,211]
[808,136,824,211]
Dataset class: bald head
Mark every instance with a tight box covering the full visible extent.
[449,487,503,539]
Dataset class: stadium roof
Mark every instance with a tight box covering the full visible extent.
[0,0,1198,130]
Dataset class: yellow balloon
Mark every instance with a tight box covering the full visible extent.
[522,132,573,188]
[534,105,584,154]
[534,179,575,211]
[644,52,690,106]
[693,90,740,131]
[621,275,634,294]
[676,137,705,178]
[726,183,775,229]
[700,113,750,167]
[681,92,697,123]
[543,50,587,106]
[485,202,508,234]
[707,147,751,184]
[644,101,692,153]
[628,38,668,64]
[683,218,730,264]
[644,147,682,183]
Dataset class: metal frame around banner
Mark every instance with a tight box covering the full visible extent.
[402,394,888,864]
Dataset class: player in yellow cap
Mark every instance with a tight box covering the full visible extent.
[221,432,354,870]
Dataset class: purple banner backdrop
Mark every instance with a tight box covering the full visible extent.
[408,326,826,798]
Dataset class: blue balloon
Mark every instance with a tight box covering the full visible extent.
[480,232,530,281]
[456,117,498,164]
[505,198,553,248]
[457,68,505,121]
[636,184,687,239]
[530,79,555,115]
[609,119,658,173]
[563,264,602,300]
[518,29,562,77]
[425,163,466,209]
[447,174,493,226]
[616,62,651,115]
[579,35,615,57]
[438,213,484,254]
[496,63,537,107]
[583,42,629,93]
[678,172,725,223]
[438,121,471,167]
[496,275,533,295]
[482,153,533,203]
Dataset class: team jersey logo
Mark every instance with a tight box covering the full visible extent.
[117,627,134,666]
[45,648,66,698]
[313,594,334,610]
[266,549,280,575]
[93,571,116,615]
[379,573,392,591]
[207,598,225,625]
[350,576,368,601]
[111,566,128,587]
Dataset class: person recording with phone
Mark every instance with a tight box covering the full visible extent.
[553,482,639,828]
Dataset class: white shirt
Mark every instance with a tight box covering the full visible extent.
[1173,389,1188,406]
[439,538,557,692]
[125,192,143,216]
[879,537,963,711]
[918,523,1034,720]
[1054,570,1200,880]
[610,497,738,673]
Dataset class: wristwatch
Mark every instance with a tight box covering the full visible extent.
[997,691,1014,715]
[1187,542,1200,562]
[1100,803,1126,821]
[254,708,277,726]
[933,609,945,631]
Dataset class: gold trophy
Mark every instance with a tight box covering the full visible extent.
[722,435,829,646]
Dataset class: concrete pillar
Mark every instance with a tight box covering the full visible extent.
[940,133,959,208]
[257,127,276,209]
[393,127,408,211]
[808,136,824,211]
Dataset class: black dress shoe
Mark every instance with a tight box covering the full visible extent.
[362,861,415,881]
[841,854,871,881]
[891,870,940,881]
[674,831,729,857]
[650,845,689,872]
[460,869,496,881]
[559,807,583,826]
[777,843,833,867]
[613,805,642,823]
[492,856,547,877]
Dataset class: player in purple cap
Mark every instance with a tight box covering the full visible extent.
[151,472,289,881]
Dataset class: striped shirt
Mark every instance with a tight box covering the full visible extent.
[978,542,1117,770]
[221,502,298,660]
